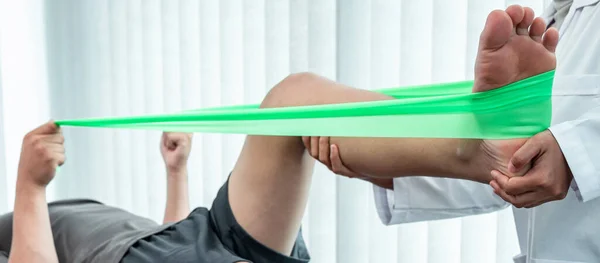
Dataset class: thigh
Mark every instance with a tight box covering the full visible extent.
[228,134,313,256]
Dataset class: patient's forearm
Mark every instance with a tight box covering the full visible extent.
[9,181,58,263]
[164,169,190,224]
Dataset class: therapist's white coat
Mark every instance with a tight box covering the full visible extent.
[373,1,600,262]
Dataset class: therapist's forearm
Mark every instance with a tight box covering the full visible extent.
[9,179,58,263]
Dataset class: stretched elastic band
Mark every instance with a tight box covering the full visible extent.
[56,71,554,139]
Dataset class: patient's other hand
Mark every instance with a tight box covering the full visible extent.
[160,132,193,174]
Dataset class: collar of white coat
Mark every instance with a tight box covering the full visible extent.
[542,0,600,43]
[542,0,600,24]
[574,0,600,7]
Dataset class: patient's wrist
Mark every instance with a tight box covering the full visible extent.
[15,179,47,205]
[167,168,188,179]
[16,175,47,193]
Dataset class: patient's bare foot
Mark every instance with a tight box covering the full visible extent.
[467,6,558,178]
[473,5,558,92]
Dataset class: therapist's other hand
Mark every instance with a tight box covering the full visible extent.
[302,136,393,189]
[302,136,365,178]
[490,130,572,208]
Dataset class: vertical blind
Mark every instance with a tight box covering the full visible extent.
[0,0,552,262]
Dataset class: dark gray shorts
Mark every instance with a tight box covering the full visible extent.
[122,179,310,263]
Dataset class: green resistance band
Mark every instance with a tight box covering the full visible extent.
[56,71,554,139]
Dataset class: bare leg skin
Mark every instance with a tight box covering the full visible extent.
[227,5,558,256]
[306,5,558,180]
[228,73,400,255]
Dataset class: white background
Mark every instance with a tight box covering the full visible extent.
[0,0,551,262]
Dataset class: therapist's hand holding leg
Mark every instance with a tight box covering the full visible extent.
[301,137,394,189]
[481,8,571,209]
[490,130,572,208]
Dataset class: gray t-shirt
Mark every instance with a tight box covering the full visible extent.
[0,199,171,263]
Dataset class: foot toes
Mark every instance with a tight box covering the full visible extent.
[479,10,513,50]
[542,28,559,53]
[505,5,525,31]
[516,7,535,35]
[529,17,546,42]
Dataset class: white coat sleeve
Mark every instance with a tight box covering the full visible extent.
[549,105,600,203]
[373,176,509,225]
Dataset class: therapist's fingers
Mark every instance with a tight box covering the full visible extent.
[523,196,554,208]
[490,180,517,204]
[330,144,363,178]
[508,138,541,174]
[524,200,544,209]
[303,136,318,159]
[516,7,535,35]
[542,27,559,53]
[310,136,320,158]
[491,170,540,195]
[491,180,544,208]
[513,192,547,208]
[529,17,546,42]
[318,137,331,168]
[302,137,311,152]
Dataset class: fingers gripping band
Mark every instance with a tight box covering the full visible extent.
[56,71,554,139]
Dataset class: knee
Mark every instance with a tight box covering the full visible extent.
[280,72,320,86]
[260,72,320,108]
